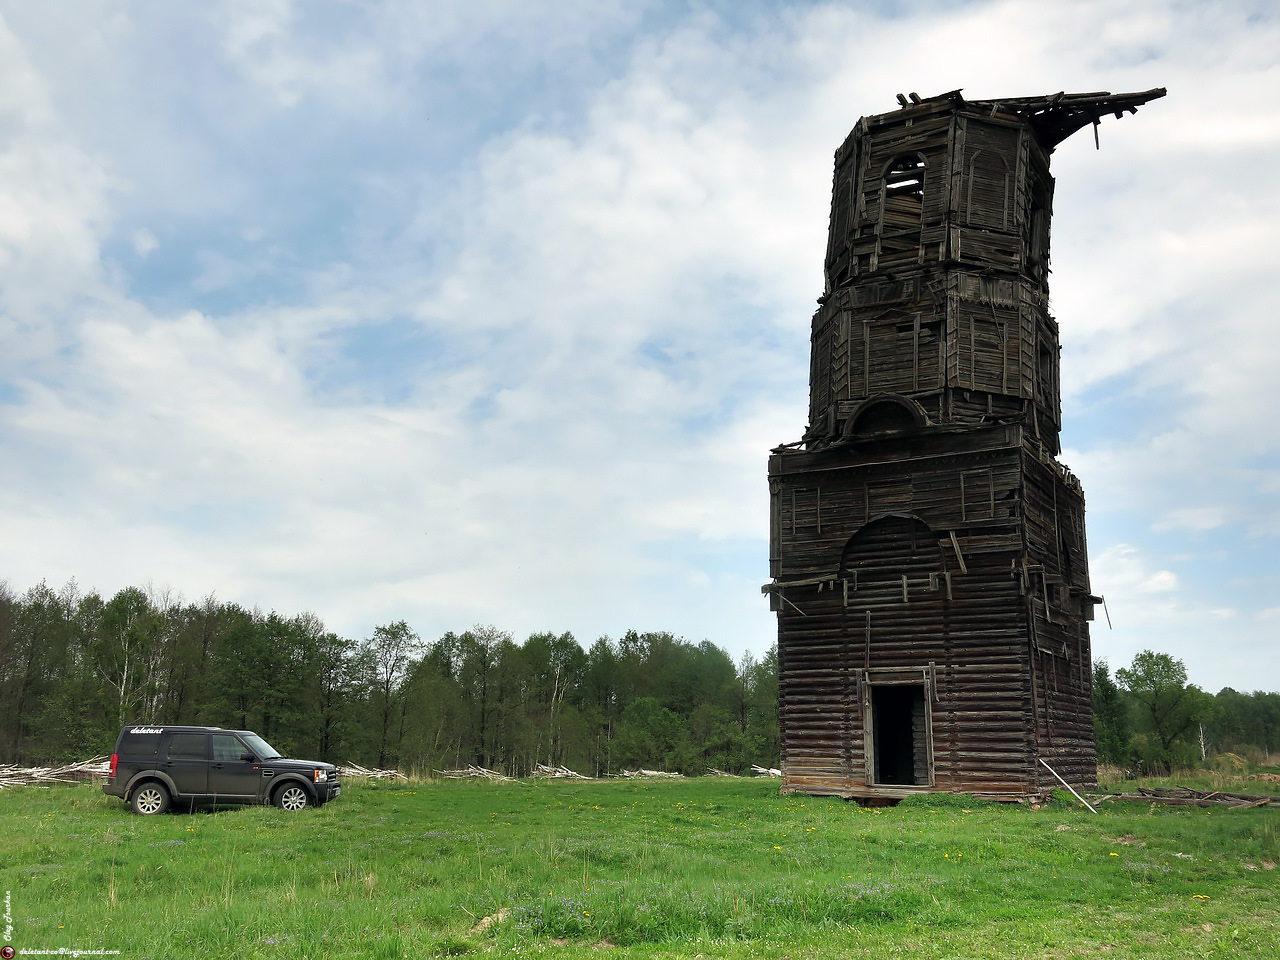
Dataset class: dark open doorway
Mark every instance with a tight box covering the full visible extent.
[871,684,930,785]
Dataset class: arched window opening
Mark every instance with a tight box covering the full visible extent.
[849,399,919,437]
[1037,343,1055,400]
[885,156,926,203]
[879,155,926,267]
[964,149,1011,230]
[840,515,943,603]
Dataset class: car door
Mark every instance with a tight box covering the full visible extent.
[208,733,261,800]
[163,732,209,796]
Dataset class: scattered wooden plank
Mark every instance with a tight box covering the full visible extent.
[0,756,110,788]
[338,762,408,781]
[530,764,591,780]
[439,765,516,781]
[1086,787,1280,809]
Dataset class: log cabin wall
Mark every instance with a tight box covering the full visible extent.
[768,89,1164,801]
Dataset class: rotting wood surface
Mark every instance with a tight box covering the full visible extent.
[768,89,1165,802]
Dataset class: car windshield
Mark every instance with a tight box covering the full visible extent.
[242,733,282,760]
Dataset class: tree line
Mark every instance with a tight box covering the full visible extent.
[1094,650,1280,773]
[0,580,779,774]
[7,579,1273,778]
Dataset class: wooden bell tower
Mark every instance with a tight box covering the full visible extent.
[765,89,1164,800]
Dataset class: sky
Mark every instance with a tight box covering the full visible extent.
[1,0,1277,694]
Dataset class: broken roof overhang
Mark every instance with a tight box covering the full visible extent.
[895,88,1168,150]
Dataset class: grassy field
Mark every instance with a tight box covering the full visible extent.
[2,773,1277,959]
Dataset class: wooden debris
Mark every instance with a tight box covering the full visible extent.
[337,762,408,781]
[751,765,783,777]
[440,765,517,781]
[621,769,683,779]
[0,756,110,788]
[1088,786,1280,808]
[530,763,591,779]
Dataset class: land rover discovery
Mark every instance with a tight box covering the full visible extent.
[103,725,341,815]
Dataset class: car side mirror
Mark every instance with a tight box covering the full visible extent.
[241,753,258,762]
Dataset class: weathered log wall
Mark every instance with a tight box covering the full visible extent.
[769,89,1164,801]
[770,426,1090,798]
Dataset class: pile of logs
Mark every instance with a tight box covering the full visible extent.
[439,765,517,781]
[336,762,408,781]
[751,765,783,777]
[0,756,110,788]
[621,769,683,778]
[1091,785,1280,808]
[530,764,591,779]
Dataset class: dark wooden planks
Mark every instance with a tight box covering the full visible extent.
[768,90,1160,801]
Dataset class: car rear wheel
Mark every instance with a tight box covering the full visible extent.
[274,784,310,811]
[131,782,170,816]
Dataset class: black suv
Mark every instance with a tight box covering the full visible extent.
[103,725,341,815]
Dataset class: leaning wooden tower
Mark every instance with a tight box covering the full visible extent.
[765,89,1164,801]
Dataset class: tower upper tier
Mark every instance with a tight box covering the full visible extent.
[805,88,1165,453]
[824,88,1165,291]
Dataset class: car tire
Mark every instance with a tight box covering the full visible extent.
[131,782,170,816]
[274,783,311,811]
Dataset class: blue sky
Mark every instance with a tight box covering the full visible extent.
[1,0,1277,693]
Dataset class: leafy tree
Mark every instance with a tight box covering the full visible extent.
[518,631,585,766]
[1213,688,1280,762]
[2,581,105,761]
[1091,660,1130,765]
[614,697,688,771]
[1247,692,1280,761]
[399,645,467,771]
[738,646,780,768]
[581,638,621,729]
[1116,650,1211,772]
[208,606,269,731]
[308,628,362,760]
[160,595,223,725]
[361,620,422,768]
[453,625,513,769]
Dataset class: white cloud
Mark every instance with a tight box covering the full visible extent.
[1154,508,1229,534]
[0,17,116,340]
[212,0,389,112]
[0,0,1277,690]
[1087,543,1271,692]
[1093,545,1180,597]
[131,228,157,257]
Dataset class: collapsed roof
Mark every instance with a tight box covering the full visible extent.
[893,88,1168,150]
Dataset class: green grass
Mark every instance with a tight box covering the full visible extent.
[2,776,1277,958]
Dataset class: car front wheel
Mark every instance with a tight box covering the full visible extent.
[274,784,311,811]
[131,782,170,816]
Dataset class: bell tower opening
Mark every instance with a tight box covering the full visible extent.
[878,154,926,268]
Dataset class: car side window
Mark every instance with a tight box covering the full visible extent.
[118,733,160,756]
[167,733,207,759]
[212,734,247,761]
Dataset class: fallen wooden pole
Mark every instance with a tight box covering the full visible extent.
[1038,757,1098,813]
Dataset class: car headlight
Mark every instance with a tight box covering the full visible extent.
[313,769,328,783]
